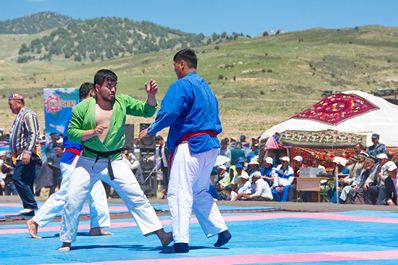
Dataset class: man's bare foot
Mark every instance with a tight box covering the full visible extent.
[26,219,41,239]
[156,229,173,247]
[58,242,71,252]
[89,227,112,236]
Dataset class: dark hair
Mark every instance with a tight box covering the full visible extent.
[79,82,94,100]
[94,69,117,86]
[173,49,197,68]
[155,135,164,141]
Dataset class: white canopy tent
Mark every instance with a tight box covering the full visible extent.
[261,91,398,147]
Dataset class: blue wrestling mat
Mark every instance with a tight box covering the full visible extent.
[0,202,278,221]
[1,210,398,264]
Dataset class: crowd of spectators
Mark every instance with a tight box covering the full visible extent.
[210,133,398,206]
[2,131,397,207]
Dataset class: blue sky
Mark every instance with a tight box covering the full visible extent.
[1,0,398,36]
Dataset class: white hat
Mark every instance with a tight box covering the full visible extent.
[376,153,388,160]
[251,171,262,178]
[249,158,259,165]
[384,161,397,172]
[280,156,290,163]
[333,156,348,167]
[265,157,273,164]
[219,165,227,170]
[241,174,249,180]
[230,137,237,141]
[293,155,303,162]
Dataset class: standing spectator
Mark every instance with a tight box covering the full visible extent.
[271,156,294,202]
[368,133,387,157]
[155,135,169,192]
[47,144,63,194]
[122,149,144,187]
[44,133,59,160]
[8,93,40,215]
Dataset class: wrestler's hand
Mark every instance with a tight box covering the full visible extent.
[139,128,148,140]
[81,124,108,141]
[94,124,108,136]
[21,151,31,165]
[145,80,158,106]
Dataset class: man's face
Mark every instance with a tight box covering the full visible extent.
[372,137,379,144]
[8,100,23,114]
[354,145,362,154]
[364,160,374,170]
[174,60,184,79]
[55,146,63,156]
[96,79,117,102]
[388,169,397,178]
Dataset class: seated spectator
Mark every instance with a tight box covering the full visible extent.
[233,173,252,201]
[271,156,294,202]
[260,157,275,186]
[380,161,397,206]
[312,158,326,171]
[292,155,305,178]
[328,156,349,203]
[246,145,258,163]
[230,163,249,192]
[230,142,245,165]
[246,157,260,175]
[215,165,230,188]
[340,153,368,203]
[219,138,231,159]
[367,133,387,157]
[363,153,394,205]
[238,171,273,201]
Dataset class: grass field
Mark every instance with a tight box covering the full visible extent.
[1,25,397,138]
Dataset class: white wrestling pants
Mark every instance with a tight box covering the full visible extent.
[60,157,162,243]
[168,142,228,243]
[33,156,110,228]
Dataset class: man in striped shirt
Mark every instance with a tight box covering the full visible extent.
[8,93,40,216]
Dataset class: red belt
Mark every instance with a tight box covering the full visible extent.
[180,130,217,141]
[170,130,218,167]
[65,148,81,156]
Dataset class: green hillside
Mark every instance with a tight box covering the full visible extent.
[1,24,398,138]
[0,12,72,34]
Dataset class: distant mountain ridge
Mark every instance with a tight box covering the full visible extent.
[0,12,72,34]
[1,12,245,63]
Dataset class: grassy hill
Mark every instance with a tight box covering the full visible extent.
[1,25,398,139]
[0,12,72,34]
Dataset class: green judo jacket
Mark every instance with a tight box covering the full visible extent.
[67,94,157,160]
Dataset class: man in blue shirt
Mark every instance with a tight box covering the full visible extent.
[368,133,387,157]
[139,49,231,253]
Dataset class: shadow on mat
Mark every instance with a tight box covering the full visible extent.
[52,232,97,237]
[70,244,144,250]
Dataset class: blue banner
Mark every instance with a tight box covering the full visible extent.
[43,88,79,140]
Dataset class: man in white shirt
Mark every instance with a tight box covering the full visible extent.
[239,171,273,201]
[234,174,252,201]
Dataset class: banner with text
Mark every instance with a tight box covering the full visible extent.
[43,88,79,141]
